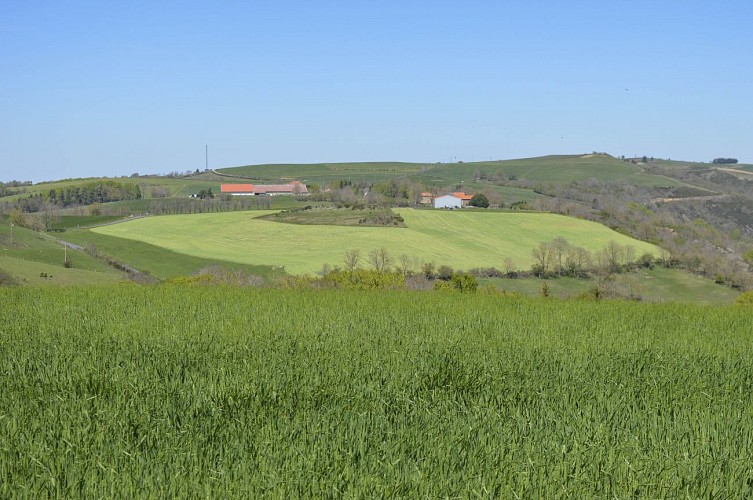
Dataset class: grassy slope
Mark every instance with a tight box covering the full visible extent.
[62,229,284,280]
[628,267,740,303]
[0,256,123,285]
[414,155,687,187]
[91,209,659,275]
[218,161,432,183]
[0,219,124,280]
[482,267,739,305]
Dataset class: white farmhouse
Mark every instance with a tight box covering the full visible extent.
[433,194,462,209]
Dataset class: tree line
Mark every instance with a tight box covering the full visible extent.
[46,181,141,208]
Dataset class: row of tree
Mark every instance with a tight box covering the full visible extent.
[711,158,739,164]
[45,181,141,208]
[531,238,651,278]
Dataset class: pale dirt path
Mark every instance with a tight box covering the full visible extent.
[652,194,729,203]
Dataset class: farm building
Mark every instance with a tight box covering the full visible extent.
[220,184,255,195]
[434,194,462,209]
[452,192,474,207]
[220,181,308,196]
[420,192,434,204]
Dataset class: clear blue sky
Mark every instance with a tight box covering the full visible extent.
[2,1,751,182]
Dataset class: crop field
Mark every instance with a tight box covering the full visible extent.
[1,287,752,497]
[91,209,659,275]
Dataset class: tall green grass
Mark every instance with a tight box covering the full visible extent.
[1,287,752,497]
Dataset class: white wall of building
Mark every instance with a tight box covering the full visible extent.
[434,195,462,209]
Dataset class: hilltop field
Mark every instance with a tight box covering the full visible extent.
[90,209,659,275]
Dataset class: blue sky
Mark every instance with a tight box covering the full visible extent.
[1,1,751,182]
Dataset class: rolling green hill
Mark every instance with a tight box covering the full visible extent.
[4,155,709,207]
[91,209,659,275]
[217,161,432,183]
[413,155,686,187]
[216,155,690,188]
[61,230,284,280]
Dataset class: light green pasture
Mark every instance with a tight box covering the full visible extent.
[93,209,659,275]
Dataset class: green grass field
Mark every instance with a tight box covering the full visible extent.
[2,287,753,496]
[62,229,283,280]
[0,222,124,278]
[482,267,740,304]
[91,209,659,275]
[0,255,123,285]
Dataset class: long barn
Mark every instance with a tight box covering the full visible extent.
[220,181,308,196]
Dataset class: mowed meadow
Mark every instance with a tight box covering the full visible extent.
[2,287,753,497]
[91,209,659,274]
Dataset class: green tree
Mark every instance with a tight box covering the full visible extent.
[451,272,478,292]
[469,193,490,208]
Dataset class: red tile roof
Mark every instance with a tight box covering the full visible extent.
[220,181,308,195]
[221,184,255,193]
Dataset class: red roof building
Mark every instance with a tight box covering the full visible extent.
[220,184,255,194]
[220,181,308,196]
[452,192,474,206]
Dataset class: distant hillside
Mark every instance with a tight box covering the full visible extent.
[216,162,432,184]
[213,155,688,188]
[411,155,686,188]
[4,153,753,292]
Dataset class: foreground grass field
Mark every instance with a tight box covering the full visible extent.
[1,287,752,496]
[91,209,659,274]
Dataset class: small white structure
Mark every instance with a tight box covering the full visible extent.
[434,194,462,209]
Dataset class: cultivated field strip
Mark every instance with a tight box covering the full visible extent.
[1,287,752,497]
